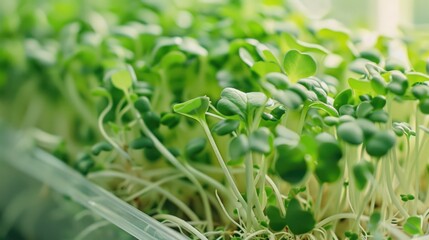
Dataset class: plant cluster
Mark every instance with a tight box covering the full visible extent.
[2,0,429,239]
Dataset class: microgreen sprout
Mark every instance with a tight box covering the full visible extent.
[4,1,429,239]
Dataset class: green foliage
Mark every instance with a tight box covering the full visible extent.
[283,50,317,82]
[173,96,210,122]
[111,70,133,92]
[404,216,423,235]
[4,0,429,239]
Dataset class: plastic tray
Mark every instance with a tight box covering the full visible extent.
[0,126,186,240]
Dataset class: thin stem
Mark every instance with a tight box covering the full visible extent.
[205,112,225,120]
[244,229,273,240]
[154,214,208,240]
[265,175,286,215]
[316,213,410,240]
[185,163,233,200]
[413,106,420,215]
[245,154,256,229]
[315,184,324,219]
[126,93,214,232]
[384,154,409,218]
[98,95,130,160]
[75,220,110,240]
[87,171,200,222]
[124,173,184,202]
[200,121,248,209]
[215,190,245,233]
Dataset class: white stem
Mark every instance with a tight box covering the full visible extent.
[98,95,130,160]
[316,213,410,240]
[155,214,208,240]
[124,173,184,202]
[88,171,199,222]
[126,93,213,232]
[200,122,249,210]
[215,190,245,233]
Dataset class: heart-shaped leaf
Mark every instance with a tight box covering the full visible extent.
[266,206,287,231]
[283,50,317,83]
[285,198,315,235]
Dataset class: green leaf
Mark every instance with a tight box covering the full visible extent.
[356,102,374,118]
[111,69,133,92]
[160,113,180,128]
[266,206,287,231]
[217,88,247,119]
[368,212,381,233]
[339,104,355,116]
[266,72,290,90]
[315,164,340,183]
[289,84,315,101]
[318,141,342,163]
[252,61,281,76]
[129,137,154,149]
[407,72,429,86]
[388,71,408,96]
[91,142,113,156]
[370,75,387,95]
[145,147,161,162]
[143,112,161,129]
[334,89,353,110]
[275,126,300,146]
[412,84,429,100]
[324,116,339,126]
[273,89,303,109]
[275,145,307,184]
[285,198,315,235]
[217,88,267,122]
[368,110,389,123]
[239,47,255,67]
[282,33,330,55]
[360,50,381,64]
[371,96,386,109]
[348,78,373,94]
[186,137,206,157]
[74,154,94,175]
[309,102,339,117]
[179,37,208,56]
[345,232,359,240]
[229,135,250,160]
[419,99,429,114]
[337,121,364,145]
[134,97,151,113]
[258,47,280,64]
[283,50,317,83]
[355,119,377,139]
[173,96,210,121]
[404,216,423,235]
[160,50,187,68]
[91,87,110,97]
[353,161,374,190]
[246,92,268,109]
[365,131,396,157]
[315,133,342,183]
[249,128,273,154]
[211,119,240,136]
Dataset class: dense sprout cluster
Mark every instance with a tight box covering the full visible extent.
[2,0,429,239]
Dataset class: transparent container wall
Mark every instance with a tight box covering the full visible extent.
[0,125,186,240]
[0,160,136,240]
